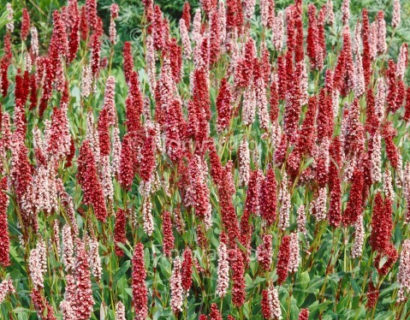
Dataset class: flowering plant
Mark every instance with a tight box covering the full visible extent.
[0,0,409,319]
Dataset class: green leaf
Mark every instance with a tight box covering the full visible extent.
[114,260,131,284]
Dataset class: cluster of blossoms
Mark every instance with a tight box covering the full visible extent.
[0,0,409,319]
[0,279,14,304]
[29,239,47,289]
[397,239,410,301]
[261,285,281,320]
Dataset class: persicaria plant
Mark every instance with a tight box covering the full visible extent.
[0,0,409,319]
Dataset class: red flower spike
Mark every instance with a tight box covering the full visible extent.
[181,247,193,291]
[243,169,260,217]
[230,247,246,307]
[77,141,107,221]
[114,209,127,257]
[366,281,379,309]
[68,16,80,63]
[370,194,395,257]
[283,64,302,143]
[381,122,398,169]
[97,108,110,157]
[307,4,318,69]
[119,133,136,190]
[386,60,397,113]
[277,235,291,285]
[298,309,309,320]
[187,155,210,220]
[235,39,255,89]
[335,27,354,96]
[90,31,101,76]
[209,303,222,320]
[80,6,89,41]
[297,95,317,157]
[73,239,94,320]
[274,133,288,166]
[14,144,32,203]
[316,88,330,141]
[343,165,364,225]
[375,243,398,275]
[65,137,75,168]
[139,131,156,182]
[208,141,224,186]
[162,211,174,257]
[218,172,240,246]
[153,5,164,51]
[209,10,221,65]
[285,50,294,97]
[126,71,143,132]
[257,234,273,271]
[216,78,232,132]
[261,289,271,319]
[395,80,405,111]
[294,8,304,64]
[193,68,211,121]
[317,7,326,69]
[132,243,148,319]
[165,99,186,163]
[362,9,371,87]
[46,105,71,161]
[328,161,342,227]
[50,11,68,58]
[341,28,355,96]
[286,8,295,53]
[21,9,31,41]
[142,0,154,34]
[404,87,410,121]
[0,177,10,267]
[343,99,361,156]
[182,2,191,30]
[31,288,57,320]
[123,42,133,84]
[168,38,182,82]
[196,225,207,248]
[3,34,11,64]
[369,193,387,253]
[227,0,244,32]
[260,168,277,226]
[86,0,97,31]
[261,46,271,84]
[365,88,378,135]
[0,58,9,97]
